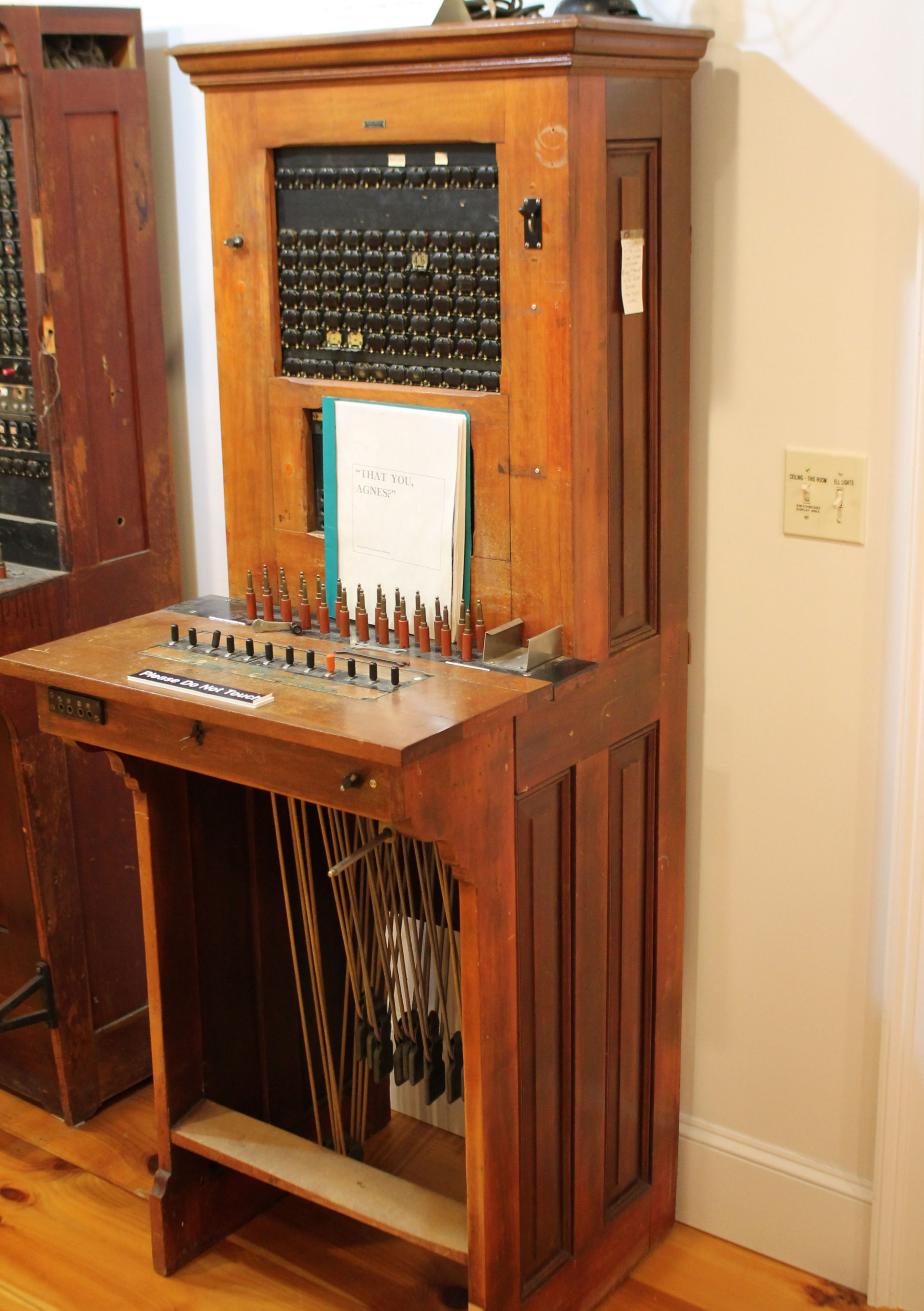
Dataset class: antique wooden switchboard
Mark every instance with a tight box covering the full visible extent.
[0,6,178,1121]
[0,15,709,1308]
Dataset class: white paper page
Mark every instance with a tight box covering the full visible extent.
[333,401,466,629]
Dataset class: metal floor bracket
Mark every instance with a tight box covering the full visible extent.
[0,961,58,1033]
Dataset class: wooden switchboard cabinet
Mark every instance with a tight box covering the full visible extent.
[0,15,709,1308]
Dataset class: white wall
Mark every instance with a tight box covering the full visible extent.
[649,0,924,1293]
[41,0,924,1297]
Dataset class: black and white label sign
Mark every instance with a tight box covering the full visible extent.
[128,668,274,710]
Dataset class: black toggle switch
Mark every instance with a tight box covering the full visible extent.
[390,666,400,687]
[346,657,356,678]
[285,645,295,666]
[211,630,221,649]
[188,627,198,647]
[245,637,255,660]
[369,662,378,682]
[225,634,236,655]
[264,642,274,663]
[306,649,315,670]
[169,624,179,644]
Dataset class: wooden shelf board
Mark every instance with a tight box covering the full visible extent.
[172,1099,468,1266]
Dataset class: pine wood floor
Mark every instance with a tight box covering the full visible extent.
[0,1084,867,1311]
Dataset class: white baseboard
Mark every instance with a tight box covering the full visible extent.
[677,1114,873,1293]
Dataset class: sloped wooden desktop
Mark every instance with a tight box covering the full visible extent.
[0,16,709,1311]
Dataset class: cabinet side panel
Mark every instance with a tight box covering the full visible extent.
[604,728,657,1214]
[63,110,147,561]
[516,773,573,1292]
[607,146,659,647]
[65,746,146,1032]
[0,703,57,1105]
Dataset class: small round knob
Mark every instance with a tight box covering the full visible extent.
[224,234,245,249]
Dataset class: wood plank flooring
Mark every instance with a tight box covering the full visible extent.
[0,1084,867,1311]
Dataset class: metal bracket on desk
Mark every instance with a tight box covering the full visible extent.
[0,961,57,1033]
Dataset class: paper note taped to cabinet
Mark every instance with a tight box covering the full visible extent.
[620,229,645,316]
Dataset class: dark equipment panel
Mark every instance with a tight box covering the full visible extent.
[275,144,501,393]
[0,115,59,569]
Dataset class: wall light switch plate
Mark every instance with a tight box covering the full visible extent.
[784,448,867,544]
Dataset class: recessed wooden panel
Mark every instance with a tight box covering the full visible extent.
[607,145,659,648]
[604,728,657,1214]
[65,746,146,1032]
[516,772,573,1292]
[65,111,147,562]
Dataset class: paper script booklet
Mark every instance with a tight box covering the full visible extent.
[322,398,471,630]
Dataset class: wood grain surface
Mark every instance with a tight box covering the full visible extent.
[0,1083,867,1311]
